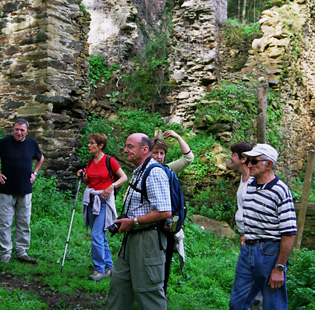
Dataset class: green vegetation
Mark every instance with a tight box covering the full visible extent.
[194,80,258,143]
[106,91,120,104]
[227,0,273,23]
[289,165,315,203]
[1,175,315,309]
[194,79,285,153]
[225,19,261,47]
[121,29,171,110]
[194,180,237,224]
[77,109,166,166]
[88,56,122,85]
[0,288,48,310]
[287,249,315,310]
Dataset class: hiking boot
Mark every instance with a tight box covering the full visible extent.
[105,268,113,277]
[1,255,11,264]
[17,255,37,264]
[88,270,112,281]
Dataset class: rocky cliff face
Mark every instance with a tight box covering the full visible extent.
[0,0,90,189]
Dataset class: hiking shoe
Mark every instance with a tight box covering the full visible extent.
[88,270,112,281]
[17,255,37,264]
[1,255,11,264]
[105,268,113,277]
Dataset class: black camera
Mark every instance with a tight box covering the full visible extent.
[108,214,128,237]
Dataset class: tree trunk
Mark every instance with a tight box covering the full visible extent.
[257,83,268,143]
[242,0,247,24]
[238,0,241,21]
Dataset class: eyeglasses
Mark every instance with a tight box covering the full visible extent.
[248,158,266,165]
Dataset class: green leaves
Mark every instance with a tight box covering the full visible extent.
[195,80,258,142]
[77,109,166,166]
[287,249,315,309]
[88,56,121,85]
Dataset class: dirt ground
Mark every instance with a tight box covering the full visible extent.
[0,272,106,310]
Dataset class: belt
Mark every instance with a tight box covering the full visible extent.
[130,225,158,234]
[245,238,279,245]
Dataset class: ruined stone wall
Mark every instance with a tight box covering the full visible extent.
[1,0,314,188]
[0,0,90,189]
[82,0,226,119]
[244,0,315,178]
[82,0,166,62]
[166,0,227,127]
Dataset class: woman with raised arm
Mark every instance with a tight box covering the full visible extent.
[151,129,194,294]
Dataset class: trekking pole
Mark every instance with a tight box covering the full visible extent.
[60,172,83,273]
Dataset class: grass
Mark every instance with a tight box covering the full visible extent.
[0,288,49,310]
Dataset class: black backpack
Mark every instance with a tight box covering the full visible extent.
[87,155,121,199]
[140,163,187,234]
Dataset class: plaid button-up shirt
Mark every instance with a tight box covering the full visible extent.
[124,158,172,218]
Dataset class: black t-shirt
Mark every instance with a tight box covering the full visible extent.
[0,136,42,195]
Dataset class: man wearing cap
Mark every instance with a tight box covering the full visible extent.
[229,143,297,310]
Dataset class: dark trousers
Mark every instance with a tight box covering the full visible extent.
[163,234,175,294]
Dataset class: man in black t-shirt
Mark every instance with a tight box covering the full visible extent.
[0,119,44,264]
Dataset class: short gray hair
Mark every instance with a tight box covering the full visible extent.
[260,154,276,169]
[14,119,29,130]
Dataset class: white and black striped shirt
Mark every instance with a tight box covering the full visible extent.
[243,176,297,241]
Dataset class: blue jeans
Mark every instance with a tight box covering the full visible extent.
[87,199,113,273]
[229,241,288,310]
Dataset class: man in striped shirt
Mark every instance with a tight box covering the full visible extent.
[229,144,297,310]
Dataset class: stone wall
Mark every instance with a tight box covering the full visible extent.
[0,0,90,189]
[81,0,227,119]
[243,0,315,177]
[165,0,227,127]
[81,0,166,62]
[1,0,314,188]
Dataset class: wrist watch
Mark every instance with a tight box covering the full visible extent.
[275,263,285,271]
[134,217,139,227]
[32,171,37,176]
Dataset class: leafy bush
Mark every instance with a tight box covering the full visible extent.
[32,174,72,222]
[287,249,315,309]
[88,56,121,85]
[122,29,171,109]
[266,89,285,153]
[289,166,315,203]
[182,131,217,180]
[194,179,237,223]
[77,109,168,165]
[225,19,261,47]
[195,80,257,142]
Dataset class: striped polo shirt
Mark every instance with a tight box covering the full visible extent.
[243,175,297,241]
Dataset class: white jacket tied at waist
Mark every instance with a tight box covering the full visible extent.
[82,187,117,231]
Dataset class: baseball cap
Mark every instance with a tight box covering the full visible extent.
[242,143,279,162]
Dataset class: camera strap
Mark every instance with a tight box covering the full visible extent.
[122,156,152,216]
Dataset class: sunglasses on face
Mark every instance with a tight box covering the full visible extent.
[248,158,266,165]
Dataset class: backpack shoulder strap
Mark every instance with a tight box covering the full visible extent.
[106,155,114,182]
[141,163,166,203]
[87,156,94,167]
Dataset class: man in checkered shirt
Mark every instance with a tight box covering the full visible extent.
[107,133,172,310]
